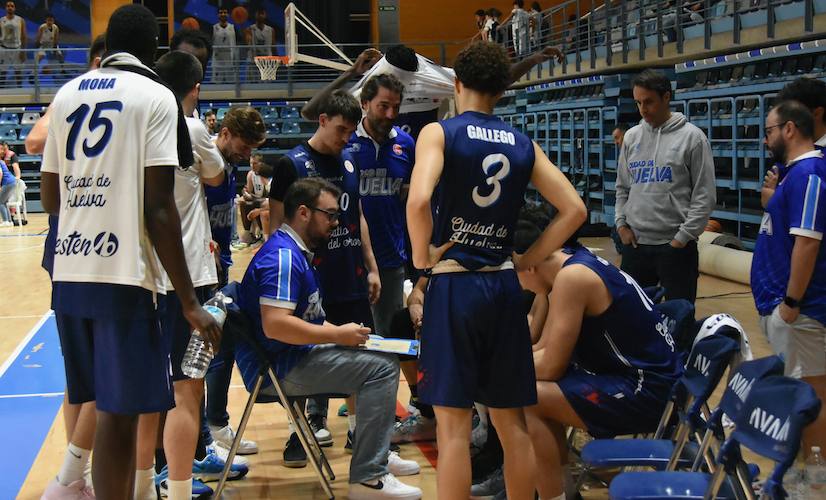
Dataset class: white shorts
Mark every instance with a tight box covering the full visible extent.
[760,305,826,379]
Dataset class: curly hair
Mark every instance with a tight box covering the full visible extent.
[453,42,511,96]
[221,106,267,145]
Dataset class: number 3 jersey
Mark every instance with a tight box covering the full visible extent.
[41,53,180,294]
[433,111,535,270]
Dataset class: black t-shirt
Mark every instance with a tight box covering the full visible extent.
[269,154,299,202]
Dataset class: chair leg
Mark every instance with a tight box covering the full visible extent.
[293,400,336,481]
[215,374,263,499]
[267,369,335,500]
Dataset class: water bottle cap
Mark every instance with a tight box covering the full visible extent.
[814,446,822,453]
[223,296,234,304]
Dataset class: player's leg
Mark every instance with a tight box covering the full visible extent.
[135,412,160,500]
[164,379,203,489]
[656,240,699,303]
[433,406,473,497]
[488,407,537,500]
[62,396,80,444]
[94,411,140,499]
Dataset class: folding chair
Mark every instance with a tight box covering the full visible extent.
[213,282,343,499]
[6,179,26,225]
[609,369,821,500]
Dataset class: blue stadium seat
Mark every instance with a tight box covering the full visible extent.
[281,121,301,135]
[0,125,17,141]
[20,112,40,125]
[266,122,280,136]
[0,113,18,125]
[216,107,229,121]
[18,126,32,141]
[280,106,300,119]
[260,106,278,121]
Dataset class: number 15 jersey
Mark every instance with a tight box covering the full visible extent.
[433,111,535,270]
[41,53,180,294]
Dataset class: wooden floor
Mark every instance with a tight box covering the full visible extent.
[0,213,774,499]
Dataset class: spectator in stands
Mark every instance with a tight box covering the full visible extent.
[0,158,15,226]
[513,212,683,500]
[246,8,275,80]
[1,142,19,179]
[502,0,531,57]
[612,123,627,148]
[486,8,503,44]
[212,8,236,83]
[615,69,715,303]
[563,14,577,51]
[236,177,422,499]
[529,2,544,50]
[203,110,217,135]
[35,13,63,70]
[237,153,272,246]
[474,9,487,41]
[752,100,826,454]
[0,1,26,86]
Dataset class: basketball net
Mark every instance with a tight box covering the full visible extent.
[254,56,290,81]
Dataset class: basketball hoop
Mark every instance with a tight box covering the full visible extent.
[254,56,291,81]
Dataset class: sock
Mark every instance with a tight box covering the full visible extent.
[57,443,91,485]
[348,414,357,433]
[134,467,155,500]
[166,478,193,500]
[474,403,489,427]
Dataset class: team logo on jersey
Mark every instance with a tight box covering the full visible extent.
[393,144,403,155]
[55,230,119,257]
[759,212,773,235]
[305,160,315,171]
[344,160,355,173]
[349,143,361,152]
[93,231,119,257]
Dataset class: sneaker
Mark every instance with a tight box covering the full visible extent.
[387,450,420,476]
[391,414,436,444]
[155,468,213,500]
[348,473,422,499]
[471,446,503,484]
[492,489,507,500]
[0,221,13,227]
[192,450,249,482]
[42,478,95,499]
[309,414,333,447]
[471,466,505,499]
[206,442,249,467]
[283,432,308,468]
[338,403,349,416]
[210,424,258,455]
[344,430,354,454]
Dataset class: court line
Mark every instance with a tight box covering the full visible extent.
[0,310,52,379]
[0,391,64,399]
[0,314,52,320]
[0,232,47,238]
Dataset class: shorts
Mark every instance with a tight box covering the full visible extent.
[323,298,375,330]
[418,270,537,409]
[55,301,174,415]
[164,287,213,382]
[557,364,675,438]
[760,305,826,378]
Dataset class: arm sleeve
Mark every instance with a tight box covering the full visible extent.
[788,173,826,241]
[614,141,630,227]
[257,248,301,310]
[675,134,717,243]
[145,91,179,167]
[268,156,299,202]
[189,120,224,179]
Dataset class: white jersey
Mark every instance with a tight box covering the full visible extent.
[0,15,23,48]
[213,22,236,59]
[249,171,266,197]
[41,53,179,294]
[250,24,274,57]
[39,23,58,48]
[164,117,224,290]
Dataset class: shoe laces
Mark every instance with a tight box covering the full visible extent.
[395,414,422,434]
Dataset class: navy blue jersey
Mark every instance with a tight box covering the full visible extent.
[284,143,368,304]
[564,247,682,378]
[347,123,415,269]
[204,160,235,270]
[433,111,535,269]
[396,108,439,141]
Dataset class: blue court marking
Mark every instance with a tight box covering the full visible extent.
[0,313,66,498]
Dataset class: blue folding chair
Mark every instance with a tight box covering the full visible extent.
[609,358,815,500]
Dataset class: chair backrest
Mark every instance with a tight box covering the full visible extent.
[20,112,40,125]
[18,125,32,140]
[281,121,301,135]
[680,334,740,402]
[281,106,300,119]
[10,179,25,203]
[0,112,18,125]
[0,125,17,140]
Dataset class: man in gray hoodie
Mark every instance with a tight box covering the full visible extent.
[615,69,716,303]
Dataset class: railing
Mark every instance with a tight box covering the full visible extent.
[494,0,822,80]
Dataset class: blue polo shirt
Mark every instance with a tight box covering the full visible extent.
[205,158,235,270]
[752,150,826,325]
[0,160,13,186]
[236,225,324,381]
[347,121,415,269]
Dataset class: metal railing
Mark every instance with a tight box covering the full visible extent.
[493,0,821,80]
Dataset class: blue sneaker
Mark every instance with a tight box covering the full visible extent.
[155,466,214,499]
[193,449,250,482]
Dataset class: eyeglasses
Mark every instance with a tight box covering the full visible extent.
[764,121,789,138]
[309,206,341,222]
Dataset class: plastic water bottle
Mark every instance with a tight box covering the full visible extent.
[805,446,826,499]
[181,292,228,379]
[784,464,805,500]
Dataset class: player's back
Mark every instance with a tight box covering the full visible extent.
[44,56,179,292]
[433,111,535,270]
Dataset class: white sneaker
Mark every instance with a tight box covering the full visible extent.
[0,221,13,227]
[209,424,258,455]
[207,442,249,467]
[41,478,95,499]
[387,450,420,476]
[348,473,422,499]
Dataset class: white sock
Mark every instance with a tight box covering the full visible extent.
[57,443,91,485]
[166,478,193,500]
[133,467,155,500]
[474,403,489,427]
[348,414,357,433]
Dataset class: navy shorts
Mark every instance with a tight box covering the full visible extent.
[323,298,375,330]
[418,270,537,409]
[557,365,676,438]
[164,287,212,382]
[55,298,174,415]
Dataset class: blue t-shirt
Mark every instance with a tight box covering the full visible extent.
[432,111,535,269]
[564,247,683,378]
[282,142,368,304]
[237,227,323,381]
[204,160,235,270]
[752,152,826,324]
[0,160,13,186]
[347,123,414,269]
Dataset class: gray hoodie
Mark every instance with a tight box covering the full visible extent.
[615,112,716,245]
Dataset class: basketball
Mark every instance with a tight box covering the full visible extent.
[181,16,199,30]
[705,219,722,233]
[231,6,248,24]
